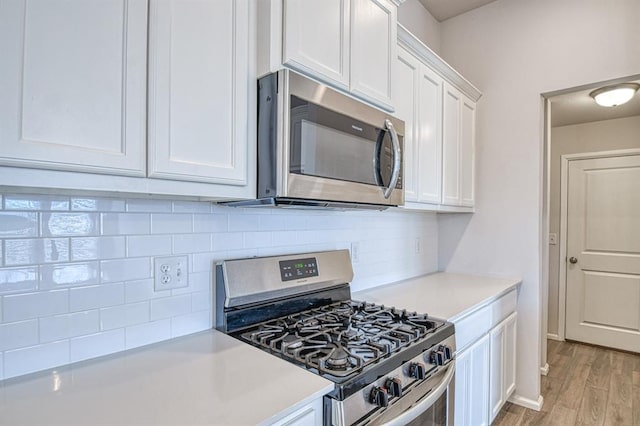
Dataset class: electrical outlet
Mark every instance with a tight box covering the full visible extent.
[350,242,360,264]
[154,256,188,291]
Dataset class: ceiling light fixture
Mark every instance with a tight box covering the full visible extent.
[589,83,640,107]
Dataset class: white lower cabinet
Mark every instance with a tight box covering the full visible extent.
[489,312,517,423]
[268,397,323,426]
[455,334,490,426]
[454,292,517,426]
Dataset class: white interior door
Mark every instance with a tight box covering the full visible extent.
[566,154,640,352]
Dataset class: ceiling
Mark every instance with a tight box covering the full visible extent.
[549,80,640,127]
[418,0,499,22]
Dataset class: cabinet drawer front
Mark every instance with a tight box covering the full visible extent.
[454,305,491,352]
[490,290,517,328]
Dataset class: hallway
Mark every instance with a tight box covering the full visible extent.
[493,340,640,425]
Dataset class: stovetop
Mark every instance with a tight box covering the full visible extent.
[234,300,446,382]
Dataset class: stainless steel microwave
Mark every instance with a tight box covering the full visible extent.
[225,70,404,210]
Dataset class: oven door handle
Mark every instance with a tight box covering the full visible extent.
[380,361,455,426]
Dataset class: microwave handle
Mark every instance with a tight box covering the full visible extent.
[383,119,401,199]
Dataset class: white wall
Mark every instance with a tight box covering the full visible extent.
[438,0,640,408]
[397,0,441,53]
[548,116,640,336]
[0,192,438,380]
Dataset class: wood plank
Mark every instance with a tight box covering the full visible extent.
[519,408,552,426]
[586,348,611,390]
[549,404,578,425]
[633,371,640,387]
[604,372,633,425]
[633,385,640,426]
[576,385,607,426]
[492,405,523,426]
[540,375,564,413]
[573,343,597,366]
[557,361,590,410]
[548,354,572,379]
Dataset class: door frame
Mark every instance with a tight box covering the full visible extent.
[557,148,640,341]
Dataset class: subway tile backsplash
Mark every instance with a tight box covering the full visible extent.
[0,192,438,380]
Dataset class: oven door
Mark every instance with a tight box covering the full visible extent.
[369,361,455,426]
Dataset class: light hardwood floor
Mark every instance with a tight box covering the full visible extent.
[493,339,640,425]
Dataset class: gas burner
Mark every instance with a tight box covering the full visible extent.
[325,346,350,368]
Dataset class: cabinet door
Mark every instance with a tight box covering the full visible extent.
[350,0,396,110]
[442,82,461,206]
[489,312,517,423]
[460,95,476,207]
[393,47,421,202]
[0,0,147,175]
[283,0,349,90]
[455,334,490,426]
[148,0,249,185]
[269,397,322,426]
[417,65,443,204]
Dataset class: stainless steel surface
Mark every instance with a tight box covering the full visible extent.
[569,257,578,264]
[332,334,456,426]
[219,249,353,308]
[383,119,401,199]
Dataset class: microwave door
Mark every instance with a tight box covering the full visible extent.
[373,119,401,199]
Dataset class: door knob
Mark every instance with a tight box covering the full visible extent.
[569,257,578,264]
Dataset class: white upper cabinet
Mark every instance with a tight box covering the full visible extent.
[350,0,396,109]
[393,45,442,205]
[263,0,399,111]
[283,0,350,89]
[396,26,479,212]
[0,0,147,175]
[148,0,249,186]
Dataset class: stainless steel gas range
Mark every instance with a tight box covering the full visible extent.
[215,250,455,426]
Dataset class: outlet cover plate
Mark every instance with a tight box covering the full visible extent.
[154,256,188,291]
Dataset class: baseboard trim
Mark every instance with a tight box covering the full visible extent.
[540,363,549,376]
[547,333,563,341]
[508,394,544,411]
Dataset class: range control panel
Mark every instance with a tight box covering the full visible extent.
[279,257,319,281]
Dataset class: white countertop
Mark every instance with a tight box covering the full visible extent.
[353,272,522,322]
[0,329,333,426]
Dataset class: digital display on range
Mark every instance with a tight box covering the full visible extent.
[279,257,319,282]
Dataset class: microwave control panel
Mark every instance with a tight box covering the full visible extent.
[279,257,319,281]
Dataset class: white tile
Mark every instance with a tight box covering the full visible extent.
[259,214,307,231]
[0,320,39,351]
[70,329,124,363]
[150,213,193,234]
[191,290,211,312]
[191,252,225,273]
[172,201,211,214]
[4,239,43,266]
[41,212,98,237]
[211,232,243,251]
[171,271,208,295]
[2,289,69,322]
[228,214,260,232]
[3,341,70,379]
[100,257,151,283]
[40,262,99,289]
[126,199,172,213]
[193,214,228,232]
[39,310,100,343]
[125,319,170,349]
[243,232,272,248]
[71,197,125,212]
[4,194,69,211]
[70,236,125,261]
[0,352,3,380]
[173,234,211,254]
[0,242,3,267]
[124,279,164,303]
[271,231,298,247]
[70,283,125,311]
[0,212,38,237]
[101,213,150,235]
[171,311,210,338]
[100,302,149,330]
[150,294,191,321]
[0,267,38,294]
[126,235,172,257]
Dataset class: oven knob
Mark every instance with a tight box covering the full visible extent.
[385,378,403,398]
[440,345,453,361]
[369,386,389,407]
[408,362,426,380]
[429,350,445,366]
